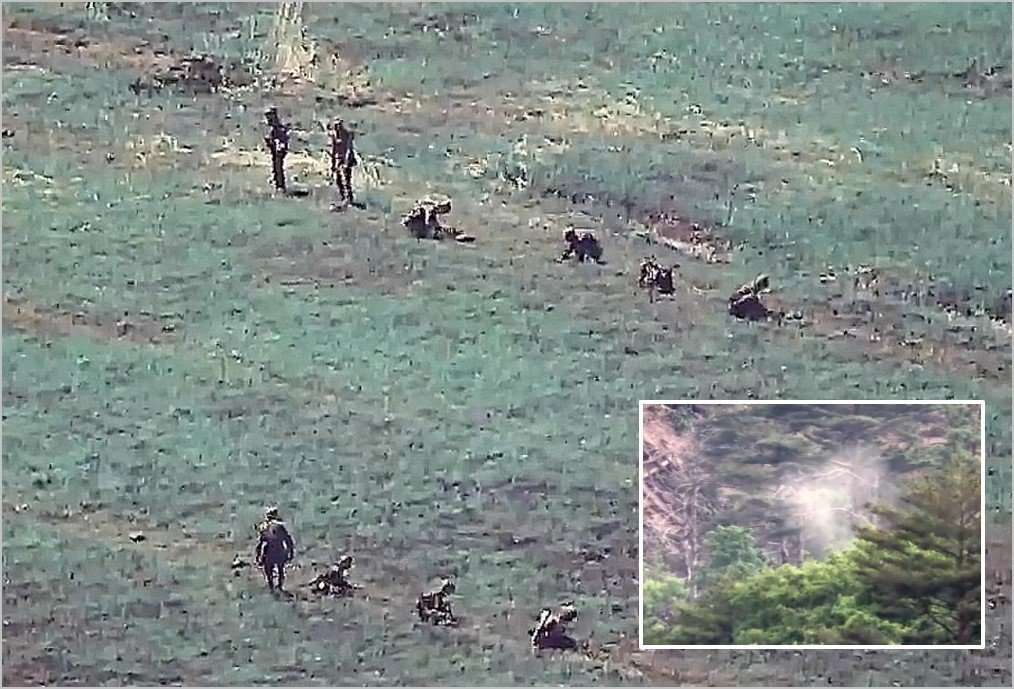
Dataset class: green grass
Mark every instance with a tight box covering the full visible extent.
[3,2,1011,686]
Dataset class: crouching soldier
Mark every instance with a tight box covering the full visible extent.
[416,579,458,626]
[637,256,677,303]
[254,506,295,592]
[400,195,474,243]
[728,274,773,321]
[401,194,452,240]
[558,228,604,264]
[530,602,579,651]
[307,555,357,597]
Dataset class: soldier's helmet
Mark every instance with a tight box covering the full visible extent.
[439,578,456,594]
[754,274,770,291]
[337,555,354,568]
[559,602,578,621]
[265,506,280,520]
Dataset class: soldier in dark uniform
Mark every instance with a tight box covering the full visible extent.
[637,256,677,303]
[728,274,772,321]
[530,602,579,650]
[254,506,295,591]
[264,107,291,193]
[307,555,357,596]
[558,228,604,264]
[416,579,458,626]
[329,119,358,208]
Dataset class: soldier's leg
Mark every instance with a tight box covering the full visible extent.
[276,562,286,590]
[272,154,286,191]
[343,167,355,204]
[262,561,275,589]
[333,166,346,202]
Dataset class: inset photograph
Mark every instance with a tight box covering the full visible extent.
[640,401,984,649]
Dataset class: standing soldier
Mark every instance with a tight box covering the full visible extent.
[329,118,358,208]
[264,107,291,193]
[254,506,295,592]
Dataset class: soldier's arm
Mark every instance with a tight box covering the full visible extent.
[283,528,295,559]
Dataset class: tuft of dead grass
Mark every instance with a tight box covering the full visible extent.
[265,2,317,84]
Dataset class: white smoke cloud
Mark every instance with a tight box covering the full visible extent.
[779,444,897,557]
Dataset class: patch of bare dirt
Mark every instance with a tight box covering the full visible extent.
[809,284,1010,385]
[250,235,420,297]
[2,296,185,347]
[3,21,163,72]
[643,211,733,265]
[857,54,1011,99]
[2,19,252,97]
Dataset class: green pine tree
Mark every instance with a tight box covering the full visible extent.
[853,452,981,644]
[695,525,766,592]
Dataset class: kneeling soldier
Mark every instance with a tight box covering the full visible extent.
[307,555,357,597]
[559,228,604,264]
[416,579,458,626]
[530,602,579,650]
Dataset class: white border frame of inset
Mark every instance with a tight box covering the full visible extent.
[638,399,987,651]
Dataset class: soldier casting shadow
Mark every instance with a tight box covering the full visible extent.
[329,118,364,210]
[306,555,358,597]
[264,107,291,194]
[558,228,605,264]
[530,603,579,651]
[416,579,459,627]
[255,507,295,593]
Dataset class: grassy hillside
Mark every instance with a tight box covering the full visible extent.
[2,2,1011,685]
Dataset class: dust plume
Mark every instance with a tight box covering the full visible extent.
[779,445,895,558]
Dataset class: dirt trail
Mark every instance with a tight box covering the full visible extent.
[2,296,185,347]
